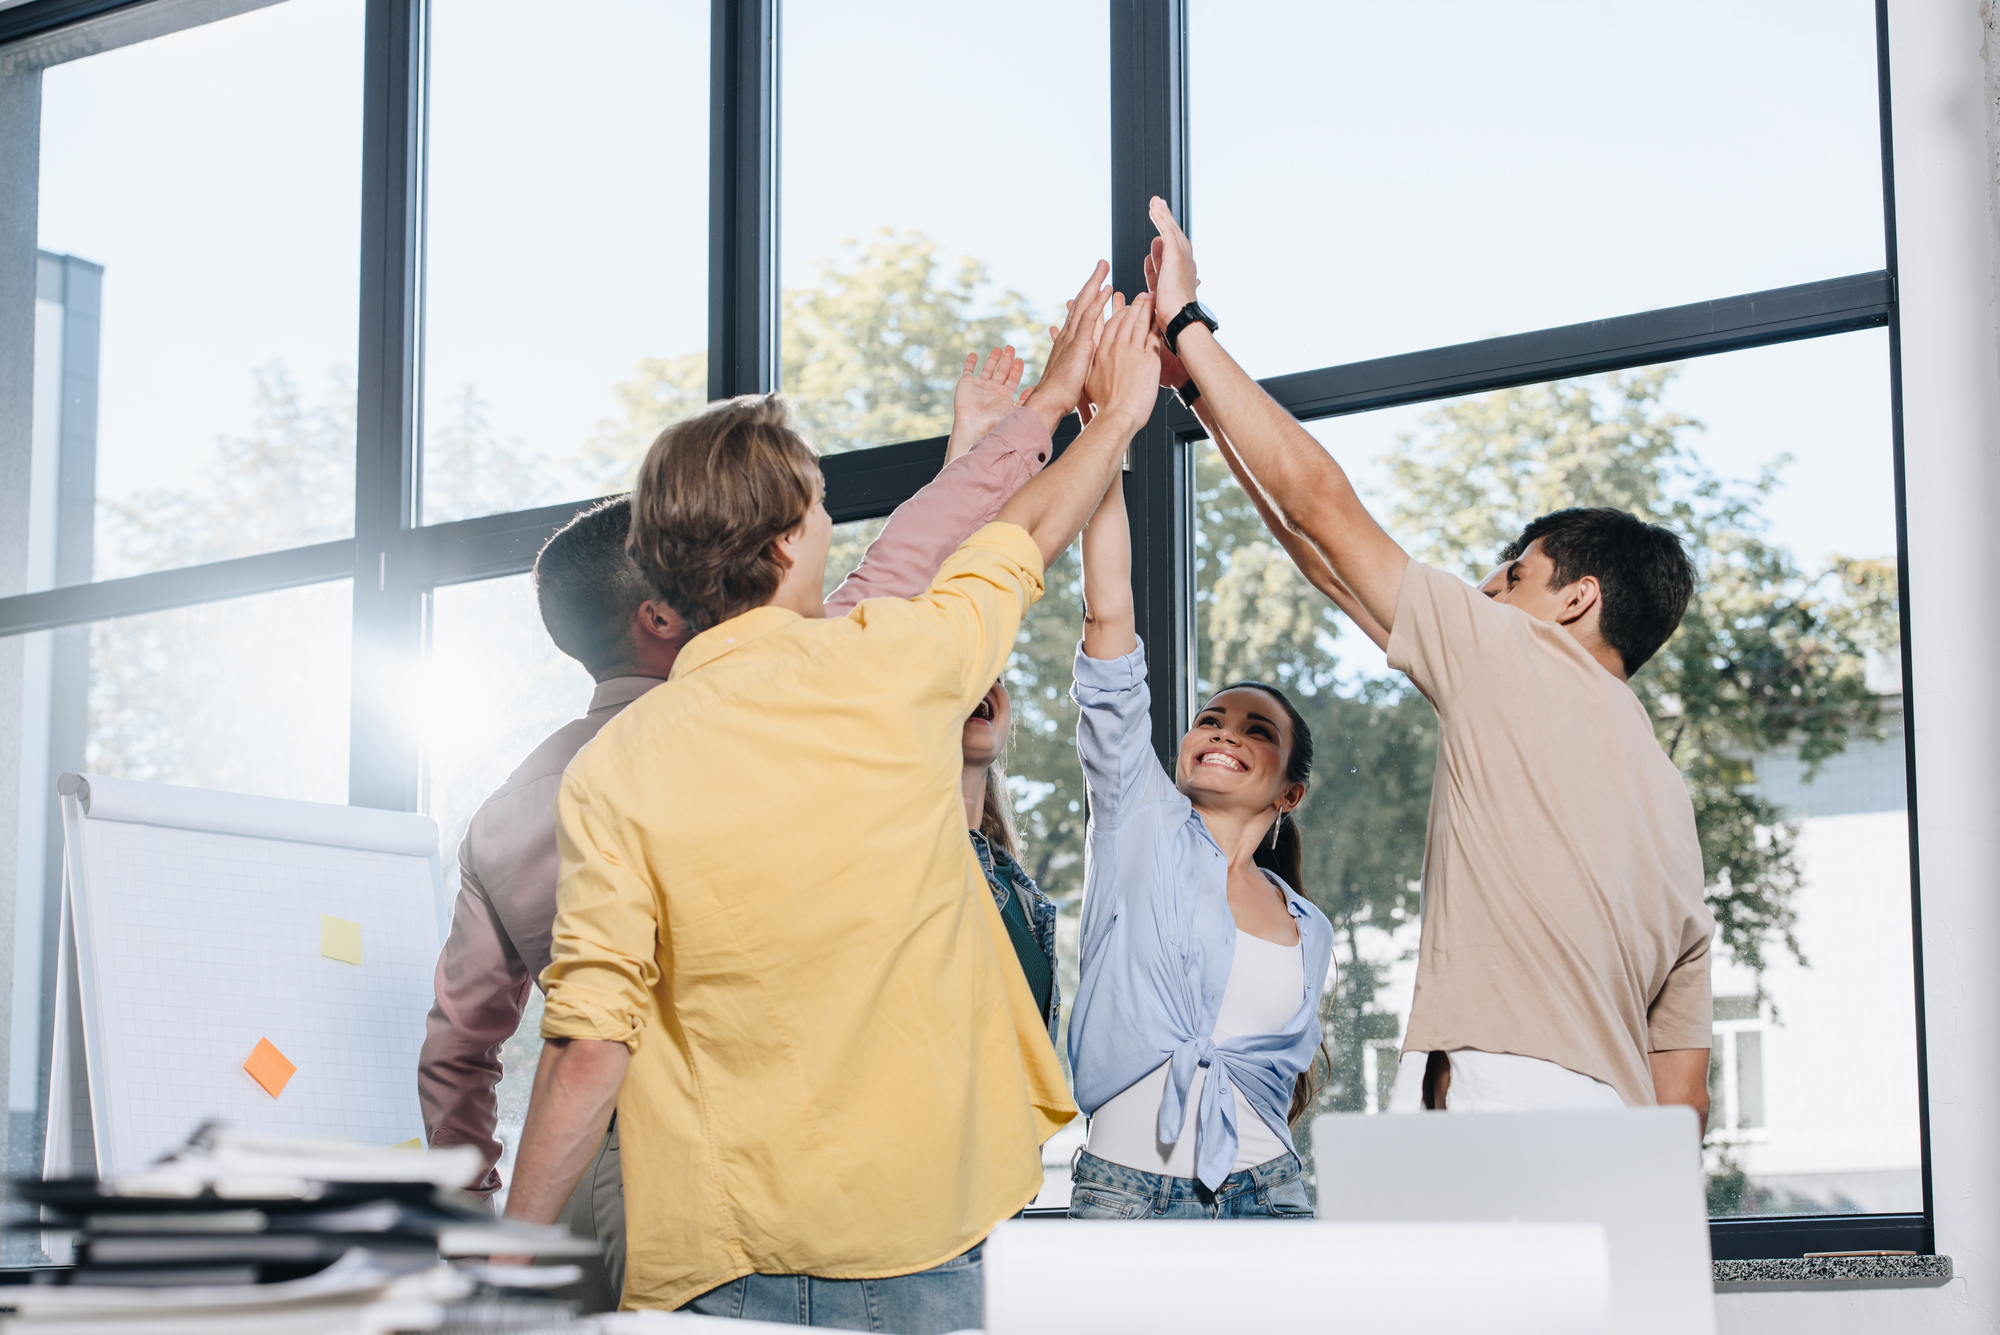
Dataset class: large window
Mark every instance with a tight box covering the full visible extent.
[0,0,1924,1262]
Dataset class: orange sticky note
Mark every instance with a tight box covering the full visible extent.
[244,1038,297,1098]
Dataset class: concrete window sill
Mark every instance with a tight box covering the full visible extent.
[1714,1255,1953,1292]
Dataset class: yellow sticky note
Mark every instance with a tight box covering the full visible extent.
[391,1138,423,1151]
[320,915,363,965]
[244,1038,297,1098]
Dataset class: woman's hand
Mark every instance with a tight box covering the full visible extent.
[1023,261,1114,434]
[944,345,1026,462]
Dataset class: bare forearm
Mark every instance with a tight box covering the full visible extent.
[1202,407,1390,650]
[1649,1048,1711,1138]
[502,1038,628,1224]
[1176,326,1408,626]
[997,408,1146,571]
[1080,472,1137,660]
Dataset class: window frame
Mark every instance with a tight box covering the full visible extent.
[0,0,1926,1260]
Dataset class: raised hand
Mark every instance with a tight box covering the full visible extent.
[944,345,1027,462]
[1144,245,1193,389]
[1147,197,1200,335]
[1085,293,1162,433]
[1024,260,1114,434]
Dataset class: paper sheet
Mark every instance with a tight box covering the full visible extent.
[319,916,363,965]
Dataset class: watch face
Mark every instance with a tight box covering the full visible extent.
[1189,302,1217,327]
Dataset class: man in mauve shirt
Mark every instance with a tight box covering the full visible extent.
[416,348,1054,1306]
[1143,200,1715,1127]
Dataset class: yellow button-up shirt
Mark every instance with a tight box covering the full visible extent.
[543,522,1077,1310]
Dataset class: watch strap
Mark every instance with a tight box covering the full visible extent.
[1163,301,1217,355]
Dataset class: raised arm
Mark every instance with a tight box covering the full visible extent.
[1204,409,1390,651]
[997,295,1161,570]
[1080,472,1136,659]
[1148,198,1410,630]
[822,401,1052,614]
[943,345,1027,464]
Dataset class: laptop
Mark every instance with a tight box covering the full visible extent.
[1311,1107,1715,1335]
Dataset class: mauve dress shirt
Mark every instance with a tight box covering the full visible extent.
[417,408,1053,1195]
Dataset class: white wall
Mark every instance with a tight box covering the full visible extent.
[1715,0,2000,1328]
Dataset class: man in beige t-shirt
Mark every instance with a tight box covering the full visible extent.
[1142,198,1715,1127]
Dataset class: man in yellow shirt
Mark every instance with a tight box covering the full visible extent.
[503,269,1164,1330]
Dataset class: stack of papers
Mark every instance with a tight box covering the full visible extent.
[3,1124,598,1332]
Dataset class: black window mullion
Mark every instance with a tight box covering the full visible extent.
[1111,0,1193,766]
[708,0,777,401]
[348,0,424,812]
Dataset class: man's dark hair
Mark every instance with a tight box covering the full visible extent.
[1501,507,1695,677]
[534,496,654,678]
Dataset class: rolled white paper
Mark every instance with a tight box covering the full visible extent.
[983,1219,1608,1335]
[64,773,440,857]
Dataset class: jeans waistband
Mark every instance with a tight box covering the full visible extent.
[1073,1147,1301,1203]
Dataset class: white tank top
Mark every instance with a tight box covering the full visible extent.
[1086,930,1303,1177]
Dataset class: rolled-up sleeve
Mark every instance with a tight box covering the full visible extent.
[901,521,1046,714]
[1071,638,1174,830]
[824,408,1051,614]
[540,778,662,1049]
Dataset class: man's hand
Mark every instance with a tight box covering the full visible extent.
[944,345,1026,463]
[996,295,1159,572]
[1146,198,1199,329]
[1143,247,1192,389]
[1023,261,1113,435]
[1085,294,1163,428]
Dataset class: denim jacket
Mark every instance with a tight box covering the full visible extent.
[969,829,1062,1047]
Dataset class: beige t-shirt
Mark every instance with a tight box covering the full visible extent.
[1387,560,1715,1106]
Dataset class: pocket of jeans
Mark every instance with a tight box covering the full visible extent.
[1261,1176,1314,1217]
[1067,1185,1152,1220]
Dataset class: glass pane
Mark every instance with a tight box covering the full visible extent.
[825,517,1086,1206]
[1198,330,1918,1216]
[1191,0,1884,377]
[424,573,599,1202]
[34,0,364,581]
[420,0,710,525]
[780,1,1109,453]
[1,579,353,1252]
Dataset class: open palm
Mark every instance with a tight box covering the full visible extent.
[944,346,1026,461]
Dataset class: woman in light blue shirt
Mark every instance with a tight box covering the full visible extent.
[1065,455,1336,1220]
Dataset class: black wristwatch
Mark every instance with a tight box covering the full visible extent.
[1163,300,1219,354]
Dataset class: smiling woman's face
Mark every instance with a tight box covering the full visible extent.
[1175,686,1297,814]
[961,679,1011,768]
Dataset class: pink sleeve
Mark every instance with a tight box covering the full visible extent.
[823,407,1052,614]
[418,864,532,1200]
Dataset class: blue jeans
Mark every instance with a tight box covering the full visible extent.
[1067,1148,1314,1219]
[680,1244,981,1333]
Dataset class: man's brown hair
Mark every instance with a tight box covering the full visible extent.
[627,392,821,636]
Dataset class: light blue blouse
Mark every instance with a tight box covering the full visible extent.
[1066,639,1335,1190]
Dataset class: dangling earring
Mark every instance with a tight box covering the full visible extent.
[1269,810,1283,851]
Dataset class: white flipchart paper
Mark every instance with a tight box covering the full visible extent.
[56,775,445,1175]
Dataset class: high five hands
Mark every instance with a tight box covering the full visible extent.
[1022,261,1115,435]
[1084,294,1163,432]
